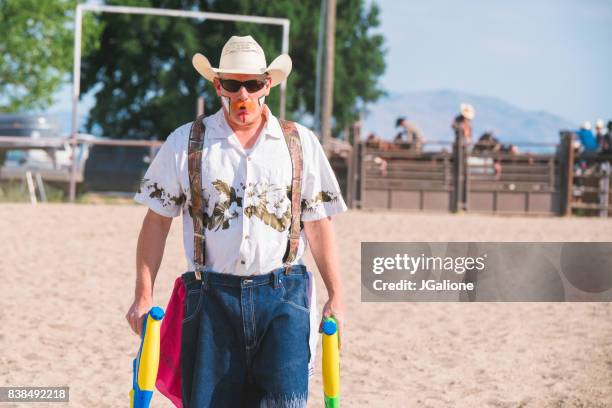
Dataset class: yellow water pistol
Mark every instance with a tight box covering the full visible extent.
[130,306,164,408]
[322,316,340,408]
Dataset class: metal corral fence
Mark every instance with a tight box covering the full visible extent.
[467,151,559,214]
[558,131,612,217]
[358,148,454,212]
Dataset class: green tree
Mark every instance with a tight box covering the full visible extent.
[0,0,101,113]
[81,0,385,140]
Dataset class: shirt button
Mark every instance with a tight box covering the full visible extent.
[247,156,252,161]
[245,235,250,240]
[241,260,246,265]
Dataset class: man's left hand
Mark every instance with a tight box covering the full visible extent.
[319,295,345,350]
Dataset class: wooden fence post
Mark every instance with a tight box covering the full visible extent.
[598,161,610,218]
[358,142,365,208]
[345,121,361,209]
[558,131,575,216]
[452,132,465,213]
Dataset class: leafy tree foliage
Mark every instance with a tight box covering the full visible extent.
[80,0,386,140]
[0,0,101,112]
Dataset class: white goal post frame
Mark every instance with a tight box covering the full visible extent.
[69,4,290,201]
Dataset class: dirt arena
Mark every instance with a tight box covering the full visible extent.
[1,204,611,407]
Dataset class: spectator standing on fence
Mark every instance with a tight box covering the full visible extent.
[576,121,598,153]
[453,103,476,143]
[595,119,607,151]
[451,103,475,212]
[395,116,425,151]
[452,103,475,146]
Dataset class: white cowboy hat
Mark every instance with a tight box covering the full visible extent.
[581,121,592,130]
[460,103,475,120]
[192,35,292,87]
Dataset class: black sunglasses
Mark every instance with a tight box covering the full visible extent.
[219,78,266,93]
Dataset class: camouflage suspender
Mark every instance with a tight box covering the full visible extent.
[187,114,207,279]
[187,116,303,278]
[278,120,303,275]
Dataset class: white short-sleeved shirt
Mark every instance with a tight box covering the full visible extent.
[134,105,347,276]
[134,105,346,377]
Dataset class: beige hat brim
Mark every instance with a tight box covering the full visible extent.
[192,53,292,87]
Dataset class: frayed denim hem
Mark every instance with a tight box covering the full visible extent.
[259,392,308,408]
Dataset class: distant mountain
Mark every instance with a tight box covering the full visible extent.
[362,90,577,149]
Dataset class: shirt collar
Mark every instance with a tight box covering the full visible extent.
[261,105,282,139]
[207,105,282,140]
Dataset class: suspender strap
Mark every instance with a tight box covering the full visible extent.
[279,120,304,275]
[188,114,207,279]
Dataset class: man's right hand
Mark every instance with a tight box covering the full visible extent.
[125,297,152,336]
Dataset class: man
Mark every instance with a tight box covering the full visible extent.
[395,116,425,151]
[595,119,608,152]
[451,103,475,146]
[125,35,346,407]
[451,103,475,212]
[576,121,598,153]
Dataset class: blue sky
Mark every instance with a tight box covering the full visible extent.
[51,0,611,126]
[371,0,612,123]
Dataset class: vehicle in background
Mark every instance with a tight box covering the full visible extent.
[1,114,66,168]
[0,113,152,194]
[0,114,93,188]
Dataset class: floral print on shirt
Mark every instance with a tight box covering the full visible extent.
[138,178,186,209]
[202,180,243,231]
[139,176,339,232]
[186,179,292,232]
[243,181,292,232]
[301,190,339,214]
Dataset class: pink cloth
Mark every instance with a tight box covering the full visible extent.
[155,276,185,408]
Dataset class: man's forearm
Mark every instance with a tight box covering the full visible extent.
[304,217,343,297]
[135,211,172,300]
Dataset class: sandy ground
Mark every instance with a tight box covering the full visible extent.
[1,203,611,407]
